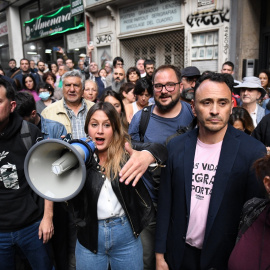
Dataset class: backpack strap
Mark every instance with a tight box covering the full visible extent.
[20,120,33,151]
[139,105,152,142]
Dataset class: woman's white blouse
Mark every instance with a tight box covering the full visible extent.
[97,177,125,220]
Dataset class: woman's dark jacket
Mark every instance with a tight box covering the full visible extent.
[68,141,167,253]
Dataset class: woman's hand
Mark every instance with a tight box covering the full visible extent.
[119,142,155,186]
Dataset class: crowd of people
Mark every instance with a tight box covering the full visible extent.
[0,49,270,270]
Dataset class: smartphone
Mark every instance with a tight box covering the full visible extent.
[89,41,94,46]
[52,47,59,51]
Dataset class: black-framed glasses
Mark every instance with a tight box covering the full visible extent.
[153,82,180,92]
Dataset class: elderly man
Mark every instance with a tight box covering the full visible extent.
[234,76,266,127]
[101,67,125,97]
[42,70,94,138]
[137,58,146,77]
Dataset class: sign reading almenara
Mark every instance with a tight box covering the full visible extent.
[24,5,84,40]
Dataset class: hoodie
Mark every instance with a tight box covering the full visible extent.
[0,112,44,232]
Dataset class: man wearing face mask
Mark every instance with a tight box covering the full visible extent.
[180,66,201,104]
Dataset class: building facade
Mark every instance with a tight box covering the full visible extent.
[0,0,269,79]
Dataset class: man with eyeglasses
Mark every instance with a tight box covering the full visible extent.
[127,64,194,269]
[180,66,201,104]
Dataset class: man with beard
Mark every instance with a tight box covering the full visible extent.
[100,67,125,98]
[37,61,46,83]
[180,66,200,104]
[144,59,155,95]
[128,65,194,269]
[6,59,19,78]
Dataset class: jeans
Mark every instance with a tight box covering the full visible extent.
[0,220,53,270]
[75,215,143,270]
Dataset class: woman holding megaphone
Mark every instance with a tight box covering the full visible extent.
[70,101,156,270]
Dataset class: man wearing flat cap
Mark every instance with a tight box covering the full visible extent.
[180,66,201,103]
[234,76,266,127]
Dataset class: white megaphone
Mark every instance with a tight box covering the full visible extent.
[24,138,96,202]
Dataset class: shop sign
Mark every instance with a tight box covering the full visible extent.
[24,5,84,40]
[0,21,8,37]
[119,0,181,33]
[67,31,86,50]
[70,0,84,17]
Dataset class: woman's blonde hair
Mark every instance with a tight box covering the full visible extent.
[84,102,129,179]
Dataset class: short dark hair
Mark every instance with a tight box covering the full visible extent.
[134,79,152,96]
[222,61,234,71]
[144,59,155,68]
[15,91,36,117]
[0,78,15,101]
[37,82,54,97]
[152,65,181,83]
[49,61,58,72]
[194,73,233,96]
[20,58,30,65]
[126,67,140,82]
[119,82,135,99]
[43,71,56,83]
[37,60,45,65]
[9,58,16,64]
[113,57,124,68]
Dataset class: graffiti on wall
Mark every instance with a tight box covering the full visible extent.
[187,8,229,28]
[223,26,229,55]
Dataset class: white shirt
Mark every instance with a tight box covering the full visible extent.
[250,104,258,128]
[97,177,125,220]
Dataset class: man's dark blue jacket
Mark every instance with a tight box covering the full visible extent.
[156,124,266,270]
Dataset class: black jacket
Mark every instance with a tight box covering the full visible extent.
[252,113,270,146]
[69,142,167,253]
[70,157,154,253]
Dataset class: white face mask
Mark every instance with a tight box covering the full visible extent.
[39,92,50,101]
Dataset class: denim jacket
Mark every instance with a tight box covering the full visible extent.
[40,114,67,139]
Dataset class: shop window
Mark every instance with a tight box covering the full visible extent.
[120,30,184,69]
[191,31,218,72]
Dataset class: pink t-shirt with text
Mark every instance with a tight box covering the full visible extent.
[186,138,222,249]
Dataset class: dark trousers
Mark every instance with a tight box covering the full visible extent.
[181,244,201,270]
[140,221,156,270]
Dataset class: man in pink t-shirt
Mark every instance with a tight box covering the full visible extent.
[155,72,266,270]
